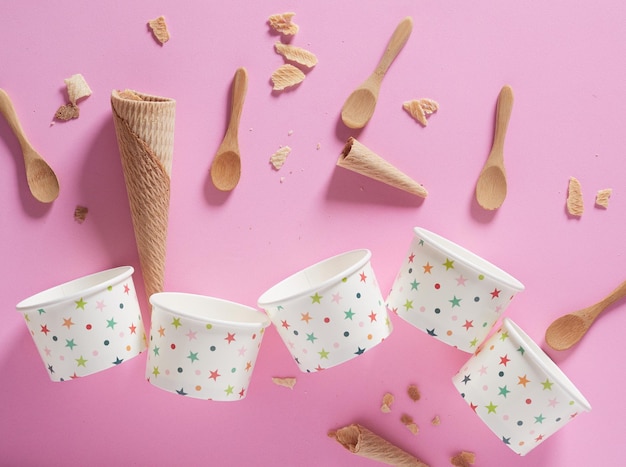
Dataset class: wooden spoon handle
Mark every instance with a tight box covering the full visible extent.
[597,279,626,312]
[0,89,31,152]
[374,17,413,78]
[224,67,248,144]
[490,85,514,161]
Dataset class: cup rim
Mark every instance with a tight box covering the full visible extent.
[414,227,524,291]
[257,249,371,307]
[16,266,134,312]
[150,292,270,328]
[503,318,591,410]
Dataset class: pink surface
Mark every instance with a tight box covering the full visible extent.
[1,1,625,465]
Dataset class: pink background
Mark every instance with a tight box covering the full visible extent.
[2,1,625,465]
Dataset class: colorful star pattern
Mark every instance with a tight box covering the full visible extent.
[146,306,268,401]
[453,321,590,455]
[20,275,146,382]
[265,260,392,373]
[386,234,523,352]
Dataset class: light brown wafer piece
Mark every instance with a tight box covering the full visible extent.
[403,99,438,126]
[274,42,318,68]
[271,64,306,90]
[567,176,584,216]
[407,384,421,402]
[54,103,80,121]
[148,16,170,44]
[381,392,395,413]
[401,414,419,435]
[272,377,297,389]
[74,205,88,223]
[64,74,92,104]
[270,146,292,169]
[268,12,299,35]
[329,423,429,467]
[450,451,476,467]
[431,415,441,426]
[595,188,612,208]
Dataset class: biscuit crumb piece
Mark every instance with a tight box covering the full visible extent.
[316,142,321,150]
[595,188,612,208]
[407,384,421,402]
[270,146,292,170]
[567,176,584,216]
[450,451,476,467]
[400,414,419,435]
[271,64,306,90]
[431,415,441,426]
[403,99,439,126]
[268,12,299,35]
[148,16,170,44]
[274,42,318,68]
[55,103,80,121]
[272,377,296,389]
[380,392,394,413]
[64,74,92,105]
[74,205,88,223]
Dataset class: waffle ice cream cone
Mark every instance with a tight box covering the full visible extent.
[329,424,429,467]
[111,90,176,305]
[337,137,428,198]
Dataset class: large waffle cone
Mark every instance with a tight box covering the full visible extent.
[329,424,429,467]
[111,90,176,305]
[337,137,428,198]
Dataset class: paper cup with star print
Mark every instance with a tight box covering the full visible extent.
[16,266,147,382]
[257,249,392,373]
[146,293,270,400]
[386,227,524,353]
[452,318,591,455]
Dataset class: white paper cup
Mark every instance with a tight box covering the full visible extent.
[452,318,591,455]
[16,266,147,382]
[386,227,524,352]
[257,249,392,373]
[146,293,270,401]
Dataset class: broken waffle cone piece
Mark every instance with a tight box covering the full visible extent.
[567,176,584,216]
[337,137,428,198]
[328,423,429,467]
[111,89,176,305]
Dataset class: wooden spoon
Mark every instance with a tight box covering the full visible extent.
[340,16,413,129]
[545,280,626,350]
[0,89,60,203]
[475,85,514,210]
[210,67,248,191]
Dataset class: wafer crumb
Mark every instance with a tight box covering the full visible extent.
[403,99,439,126]
[271,64,306,90]
[431,415,441,426]
[595,188,612,208]
[400,414,419,435]
[274,42,318,68]
[268,12,299,35]
[272,377,297,389]
[407,384,421,402]
[450,451,476,467]
[380,392,394,413]
[148,16,170,44]
[316,142,321,150]
[64,74,92,105]
[55,103,80,121]
[567,176,584,216]
[74,205,88,223]
[270,146,292,169]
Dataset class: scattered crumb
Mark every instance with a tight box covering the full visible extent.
[148,16,170,44]
[288,129,294,136]
[450,451,476,467]
[380,392,394,413]
[274,42,318,68]
[567,176,584,216]
[272,377,296,389]
[403,98,439,126]
[407,384,421,402]
[64,74,92,105]
[271,64,306,90]
[54,103,80,121]
[595,188,612,208]
[268,12,299,35]
[431,415,441,426]
[400,414,419,435]
[74,205,88,223]
[316,142,321,150]
[280,177,285,183]
[270,146,292,169]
